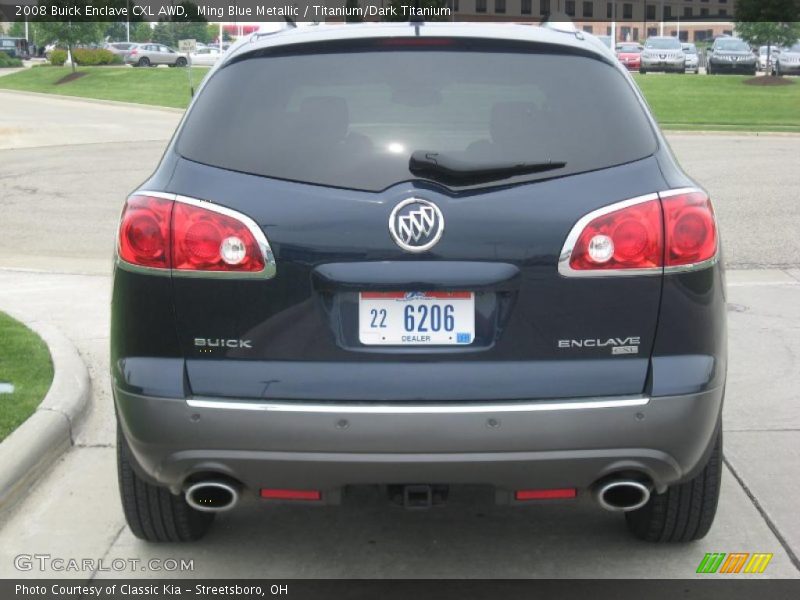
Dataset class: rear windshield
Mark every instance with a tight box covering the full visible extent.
[617,44,641,52]
[178,45,657,191]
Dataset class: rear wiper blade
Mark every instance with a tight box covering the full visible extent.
[409,151,567,185]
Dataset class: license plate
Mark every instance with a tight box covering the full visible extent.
[359,292,475,346]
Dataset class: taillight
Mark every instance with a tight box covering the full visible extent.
[661,190,718,268]
[565,195,663,273]
[559,188,717,276]
[117,193,275,278]
[172,201,265,273]
[118,195,171,269]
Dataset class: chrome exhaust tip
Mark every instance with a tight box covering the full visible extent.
[185,480,240,512]
[595,479,651,512]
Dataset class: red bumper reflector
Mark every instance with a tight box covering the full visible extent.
[260,488,321,501]
[515,488,577,501]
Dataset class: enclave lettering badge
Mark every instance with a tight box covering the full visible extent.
[558,336,641,355]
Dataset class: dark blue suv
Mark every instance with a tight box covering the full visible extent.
[112,23,725,543]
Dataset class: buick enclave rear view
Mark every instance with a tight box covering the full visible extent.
[112,23,726,543]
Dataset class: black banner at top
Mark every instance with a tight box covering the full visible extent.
[2,0,799,24]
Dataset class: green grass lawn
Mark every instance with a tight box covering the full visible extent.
[632,73,800,132]
[0,312,54,441]
[0,66,208,109]
[0,66,799,131]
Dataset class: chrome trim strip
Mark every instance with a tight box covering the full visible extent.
[557,192,661,278]
[185,396,649,414]
[116,191,277,280]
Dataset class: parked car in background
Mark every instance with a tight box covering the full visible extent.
[104,42,137,58]
[615,42,642,70]
[775,42,800,76]
[190,47,222,67]
[125,43,187,67]
[0,37,30,59]
[757,45,781,72]
[113,22,725,545]
[706,38,757,75]
[640,37,685,74]
[682,43,700,73]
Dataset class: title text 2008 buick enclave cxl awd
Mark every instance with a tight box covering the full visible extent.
[112,23,726,543]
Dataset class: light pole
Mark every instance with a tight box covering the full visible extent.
[126,0,130,42]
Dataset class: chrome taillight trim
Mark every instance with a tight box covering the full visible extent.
[557,187,719,278]
[116,191,277,280]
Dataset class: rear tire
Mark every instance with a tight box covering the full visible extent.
[625,425,722,543]
[175,56,187,67]
[137,57,149,68]
[117,424,214,542]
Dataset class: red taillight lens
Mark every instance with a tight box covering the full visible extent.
[662,190,717,267]
[568,198,663,272]
[172,202,265,273]
[118,195,172,269]
[563,189,717,275]
[118,194,269,275]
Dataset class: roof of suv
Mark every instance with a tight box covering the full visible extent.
[223,22,614,65]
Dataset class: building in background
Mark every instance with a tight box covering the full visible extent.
[444,0,734,42]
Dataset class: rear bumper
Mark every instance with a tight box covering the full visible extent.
[115,385,724,497]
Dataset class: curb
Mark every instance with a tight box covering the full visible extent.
[0,88,186,113]
[0,309,91,517]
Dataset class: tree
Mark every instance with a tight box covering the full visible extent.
[130,22,153,43]
[735,0,800,75]
[34,1,103,73]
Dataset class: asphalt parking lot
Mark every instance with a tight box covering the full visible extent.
[0,91,799,578]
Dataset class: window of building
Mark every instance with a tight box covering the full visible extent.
[582,1,593,17]
[521,0,531,15]
[607,2,612,18]
[583,25,593,33]
[633,28,639,41]
[701,8,709,16]
[646,4,656,19]
[684,7,692,17]
[540,0,550,16]
[621,26,631,41]
[623,3,632,19]
[679,31,688,41]
[647,27,657,38]
[664,6,671,18]
[476,0,487,13]
[719,9,727,16]
[607,26,612,35]
[495,0,506,13]
[566,1,575,16]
